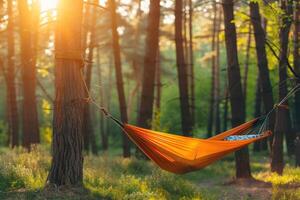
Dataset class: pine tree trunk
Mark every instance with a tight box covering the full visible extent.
[253,77,262,152]
[83,0,98,155]
[109,0,130,157]
[97,50,108,151]
[7,0,19,148]
[188,0,195,129]
[222,0,251,178]
[207,0,217,137]
[18,0,40,149]
[214,6,221,134]
[250,1,275,150]
[138,0,160,129]
[294,0,300,167]
[175,0,193,136]
[243,23,251,102]
[47,0,85,186]
[271,0,293,174]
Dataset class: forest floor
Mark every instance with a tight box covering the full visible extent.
[0,146,299,200]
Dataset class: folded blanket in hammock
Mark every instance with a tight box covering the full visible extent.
[224,134,261,141]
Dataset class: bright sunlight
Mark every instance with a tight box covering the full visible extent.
[40,0,58,12]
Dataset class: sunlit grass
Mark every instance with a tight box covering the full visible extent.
[0,146,299,199]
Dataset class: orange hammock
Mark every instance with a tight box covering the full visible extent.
[122,118,271,174]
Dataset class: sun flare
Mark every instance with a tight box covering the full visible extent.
[40,0,58,12]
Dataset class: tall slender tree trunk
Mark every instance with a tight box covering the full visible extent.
[214,7,221,134]
[83,0,98,155]
[138,0,160,129]
[47,0,85,186]
[222,0,251,178]
[243,23,251,102]
[97,50,108,151]
[155,51,161,111]
[250,1,275,150]
[109,0,130,157]
[253,77,262,152]
[272,0,293,174]
[18,0,40,149]
[294,0,300,167]
[175,0,193,136]
[207,0,217,138]
[7,0,19,147]
[188,0,195,129]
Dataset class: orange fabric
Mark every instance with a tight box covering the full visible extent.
[123,120,272,174]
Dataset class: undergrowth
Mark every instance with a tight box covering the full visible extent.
[0,146,299,199]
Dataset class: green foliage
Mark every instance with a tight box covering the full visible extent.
[0,147,300,199]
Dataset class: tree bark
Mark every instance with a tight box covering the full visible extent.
[109,0,130,157]
[138,0,160,129]
[243,23,251,102]
[250,1,275,150]
[271,0,293,174]
[175,0,193,136]
[222,0,251,178]
[47,0,85,186]
[18,0,40,149]
[6,0,19,148]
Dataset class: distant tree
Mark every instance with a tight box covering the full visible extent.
[47,0,85,186]
[250,1,275,150]
[253,78,263,152]
[175,0,193,136]
[6,0,19,147]
[18,0,40,149]
[83,0,98,155]
[271,0,293,174]
[222,0,251,178]
[109,0,130,157]
[138,0,160,129]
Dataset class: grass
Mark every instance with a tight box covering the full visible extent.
[0,146,299,199]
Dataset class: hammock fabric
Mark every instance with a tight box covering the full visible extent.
[123,118,272,174]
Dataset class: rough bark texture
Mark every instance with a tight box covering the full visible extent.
[271,0,293,174]
[18,0,40,149]
[243,23,251,102]
[250,1,275,150]
[48,0,85,186]
[7,0,19,147]
[222,0,251,178]
[175,0,193,136]
[83,0,98,155]
[138,0,160,129]
[109,0,130,157]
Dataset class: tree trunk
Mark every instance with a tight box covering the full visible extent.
[294,0,300,167]
[47,0,85,186]
[271,0,293,174]
[243,23,251,102]
[155,51,161,111]
[138,0,160,129]
[109,0,130,157]
[250,1,275,150]
[253,77,262,152]
[7,0,19,148]
[96,50,108,151]
[18,0,40,149]
[207,0,217,138]
[175,0,193,136]
[83,0,98,155]
[214,6,221,134]
[222,0,251,178]
[188,0,195,129]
